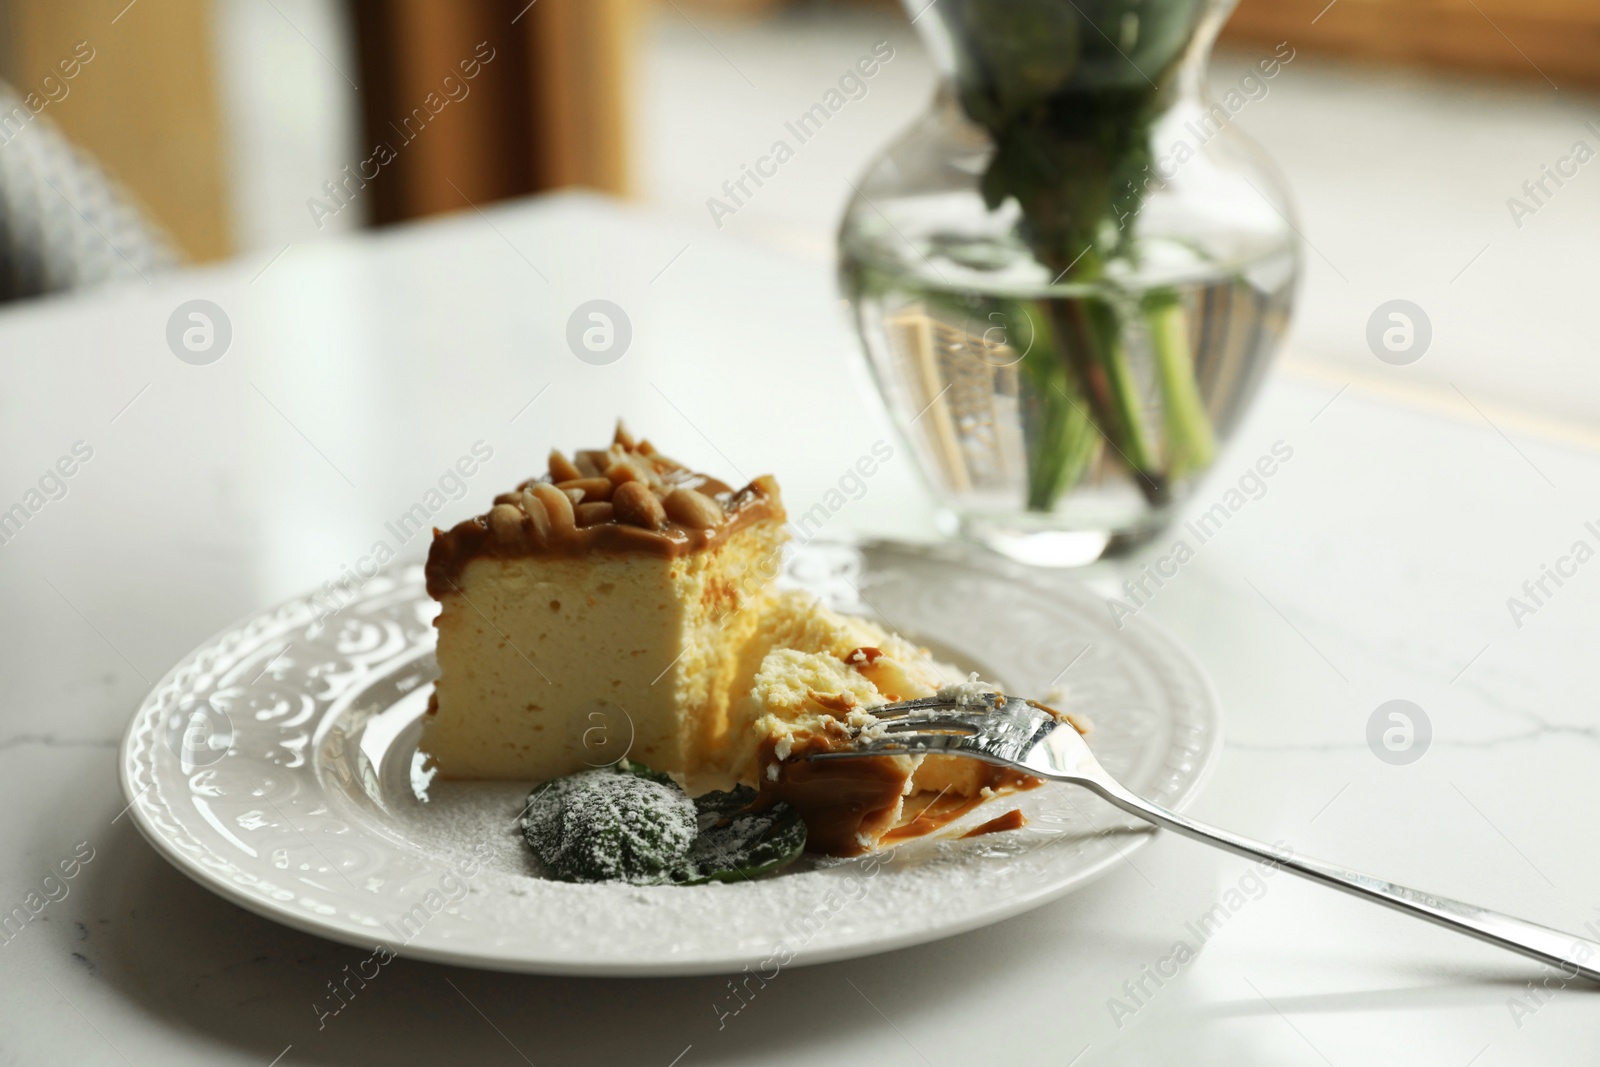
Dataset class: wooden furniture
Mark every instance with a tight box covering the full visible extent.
[0,0,230,259]
[349,0,636,227]
[1222,0,1600,89]
[0,0,640,256]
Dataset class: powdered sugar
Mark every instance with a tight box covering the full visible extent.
[521,770,696,884]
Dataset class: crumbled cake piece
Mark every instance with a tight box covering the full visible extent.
[729,594,1045,856]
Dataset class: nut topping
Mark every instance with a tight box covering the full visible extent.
[664,486,724,529]
[603,460,648,487]
[555,477,613,501]
[548,450,582,483]
[424,421,788,600]
[487,503,524,546]
[519,490,552,543]
[575,450,610,478]
[612,480,667,529]
[529,482,575,533]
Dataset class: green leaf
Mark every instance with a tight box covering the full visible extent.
[615,757,677,789]
[669,785,808,886]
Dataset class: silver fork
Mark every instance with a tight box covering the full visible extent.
[811,692,1600,982]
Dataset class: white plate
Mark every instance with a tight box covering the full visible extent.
[120,540,1221,976]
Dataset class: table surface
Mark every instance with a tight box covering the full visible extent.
[2,193,1597,1066]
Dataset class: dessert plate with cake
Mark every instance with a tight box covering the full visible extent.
[120,425,1222,975]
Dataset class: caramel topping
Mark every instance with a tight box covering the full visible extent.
[963,808,1028,838]
[756,716,1044,856]
[756,733,908,857]
[882,792,986,844]
[806,689,858,715]
[425,423,785,599]
[575,501,614,527]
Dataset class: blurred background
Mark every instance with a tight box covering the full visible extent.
[0,0,1595,430]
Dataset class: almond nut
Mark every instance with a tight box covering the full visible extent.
[664,486,723,529]
[556,477,613,501]
[487,503,525,546]
[548,450,582,482]
[613,422,636,449]
[530,481,576,532]
[612,480,667,529]
[575,450,610,477]
[604,460,646,486]
[575,501,614,527]
[519,490,552,544]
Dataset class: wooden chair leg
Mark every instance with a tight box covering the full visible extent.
[350,0,636,228]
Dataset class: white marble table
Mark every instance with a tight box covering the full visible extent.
[2,194,1596,1065]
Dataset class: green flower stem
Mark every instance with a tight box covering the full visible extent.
[1145,289,1215,481]
[1011,299,1099,510]
[1083,296,1158,473]
[1044,257,1168,507]
[933,0,1215,513]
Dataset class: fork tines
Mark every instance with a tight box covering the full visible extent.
[809,691,1053,762]
[863,691,1010,718]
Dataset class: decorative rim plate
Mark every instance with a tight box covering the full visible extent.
[120,540,1221,976]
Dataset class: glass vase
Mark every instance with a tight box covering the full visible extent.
[840,0,1300,566]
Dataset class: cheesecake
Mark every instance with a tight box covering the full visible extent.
[423,423,1057,855]
[422,424,785,788]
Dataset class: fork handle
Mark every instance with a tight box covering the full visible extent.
[1086,779,1600,983]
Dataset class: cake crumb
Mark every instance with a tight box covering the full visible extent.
[936,672,1001,705]
[844,707,886,739]
[1039,684,1091,735]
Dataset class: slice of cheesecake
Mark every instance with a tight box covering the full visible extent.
[422,424,786,788]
